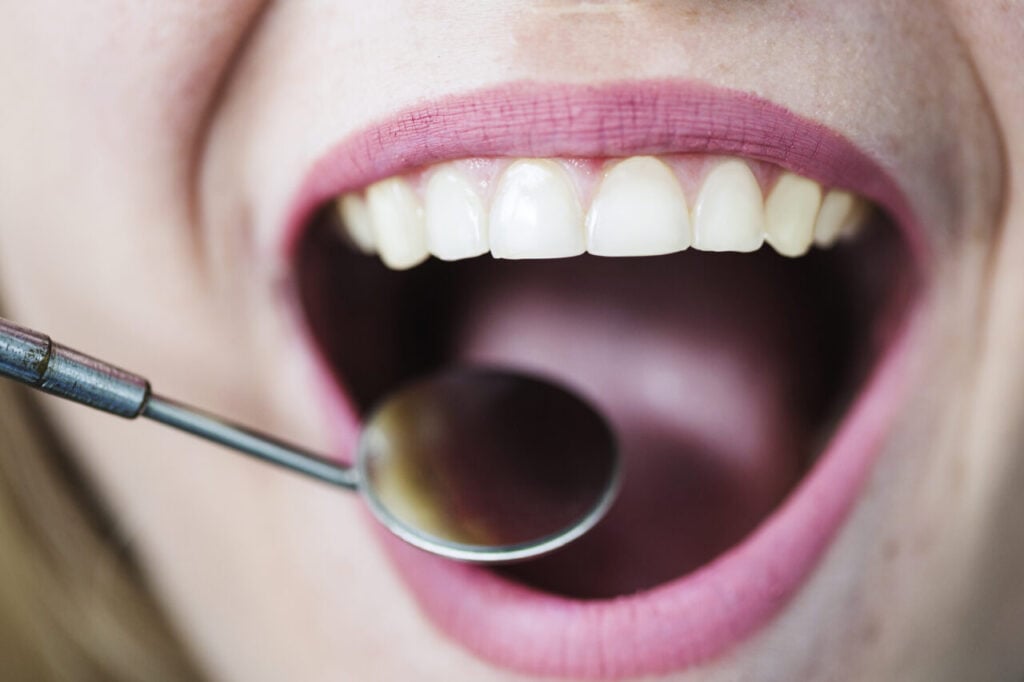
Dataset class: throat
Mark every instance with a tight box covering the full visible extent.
[296,216,894,599]
[449,253,833,597]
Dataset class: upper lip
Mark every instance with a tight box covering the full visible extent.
[283,80,927,678]
[282,79,928,265]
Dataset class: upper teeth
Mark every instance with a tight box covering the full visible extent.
[587,156,691,257]
[693,159,765,253]
[490,159,586,260]
[335,155,871,270]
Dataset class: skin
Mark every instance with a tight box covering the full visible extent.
[0,1,1022,680]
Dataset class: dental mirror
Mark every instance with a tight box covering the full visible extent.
[0,317,620,563]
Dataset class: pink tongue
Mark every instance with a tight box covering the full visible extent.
[454,254,810,597]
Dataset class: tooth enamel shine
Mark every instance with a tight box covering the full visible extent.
[693,160,765,252]
[586,156,691,257]
[366,177,429,270]
[489,160,585,259]
[338,154,874,266]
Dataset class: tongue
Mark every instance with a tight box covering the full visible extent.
[452,253,812,598]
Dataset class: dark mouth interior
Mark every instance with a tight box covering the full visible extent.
[295,204,913,599]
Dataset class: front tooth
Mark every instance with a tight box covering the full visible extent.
[366,177,428,270]
[693,159,765,252]
[489,159,585,259]
[336,194,375,254]
[764,173,823,257]
[424,165,488,261]
[586,156,691,257]
[813,189,867,247]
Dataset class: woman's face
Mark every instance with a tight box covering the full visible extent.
[2,2,1022,680]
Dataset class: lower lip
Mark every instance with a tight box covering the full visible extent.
[382,308,920,678]
[285,82,927,677]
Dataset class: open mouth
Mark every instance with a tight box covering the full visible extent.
[284,83,925,678]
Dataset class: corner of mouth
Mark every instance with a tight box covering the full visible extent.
[280,80,930,678]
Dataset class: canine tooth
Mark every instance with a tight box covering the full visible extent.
[813,189,863,247]
[586,156,691,257]
[693,160,765,252]
[336,194,375,254]
[366,177,428,270]
[765,173,823,257]
[424,165,488,261]
[490,159,584,259]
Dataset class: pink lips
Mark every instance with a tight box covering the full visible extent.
[283,81,927,678]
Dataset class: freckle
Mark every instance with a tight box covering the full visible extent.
[882,538,900,561]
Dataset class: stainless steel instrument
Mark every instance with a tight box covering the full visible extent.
[0,317,619,563]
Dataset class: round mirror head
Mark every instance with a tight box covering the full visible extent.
[356,368,620,563]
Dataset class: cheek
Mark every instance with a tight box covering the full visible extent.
[0,1,263,364]
[1,2,261,187]
[961,184,1024,641]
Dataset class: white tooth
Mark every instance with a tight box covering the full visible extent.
[424,165,488,261]
[366,177,428,270]
[336,194,375,254]
[764,173,823,257]
[813,189,865,247]
[586,156,691,257]
[693,159,765,252]
[489,159,585,259]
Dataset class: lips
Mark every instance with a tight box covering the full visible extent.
[282,81,926,678]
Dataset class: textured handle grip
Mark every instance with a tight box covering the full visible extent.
[0,318,150,418]
[0,319,51,383]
